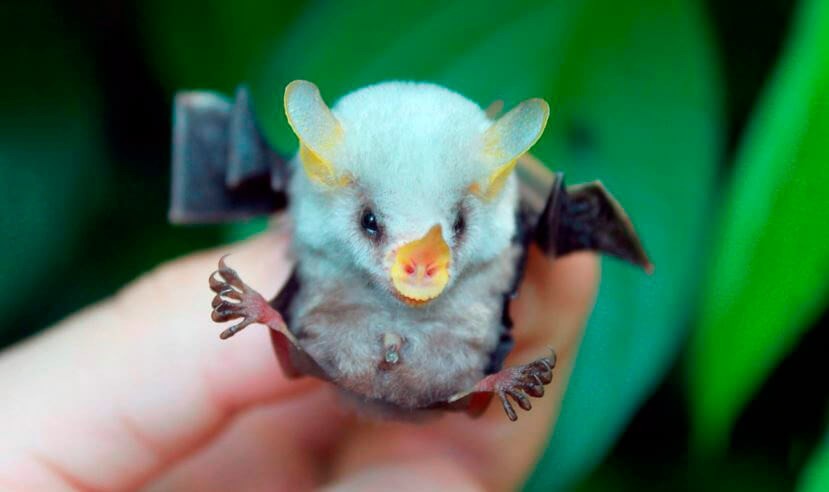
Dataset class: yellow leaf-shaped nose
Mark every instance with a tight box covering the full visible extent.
[390,225,451,305]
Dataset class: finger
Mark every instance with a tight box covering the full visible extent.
[0,223,321,491]
[146,388,352,492]
[325,457,483,492]
[511,247,600,358]
[330,248,599,490]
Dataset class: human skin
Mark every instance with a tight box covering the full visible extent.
[0,227,598,491]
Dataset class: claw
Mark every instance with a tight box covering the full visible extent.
[219,288,242,301]
[209,272,225,293]
[218,254,231,270]
[217,255,245,289]
[526,382,544,398]
[538,367,553,385]
[548,349,557,369]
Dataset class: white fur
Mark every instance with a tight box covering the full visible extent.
[290,242,521,408]
[285,82,532,408]
[289,81,519,301]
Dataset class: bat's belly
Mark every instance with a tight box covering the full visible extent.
[288,285,505,408]
[288,244,521,409]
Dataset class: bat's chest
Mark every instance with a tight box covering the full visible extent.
[286,254,519,409]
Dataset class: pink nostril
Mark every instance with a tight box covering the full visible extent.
[404,263,415,275]
[425,265,437,278]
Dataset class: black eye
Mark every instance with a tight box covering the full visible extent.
[360,208,380,238]
[453,210,466,237]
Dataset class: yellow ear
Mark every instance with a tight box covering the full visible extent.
[479,159,519,201]
[284,80,347,186]
[476,98,549,200]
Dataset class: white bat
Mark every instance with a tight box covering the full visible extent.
[170,81,651,421]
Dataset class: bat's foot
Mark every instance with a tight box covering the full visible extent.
[459,351,556,421]
[209,255,287,339]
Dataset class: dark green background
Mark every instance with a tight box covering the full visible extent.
[2,0,827,490]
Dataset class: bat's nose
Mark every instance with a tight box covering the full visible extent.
[390,224,451,305]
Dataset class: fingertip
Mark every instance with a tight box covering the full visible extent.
[518,247,600,317]
[185,226,293,296]
[327,455,483,492]
[509,248,598,356]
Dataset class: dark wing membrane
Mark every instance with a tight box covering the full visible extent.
[516,155,652,271]
[169,86,290,224]
[535,176,653,272]
[484,155,651,376]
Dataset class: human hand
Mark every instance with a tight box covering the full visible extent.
[0,227,598,491]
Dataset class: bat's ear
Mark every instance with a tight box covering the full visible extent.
[475,98,549,200]
[284,80,349,187]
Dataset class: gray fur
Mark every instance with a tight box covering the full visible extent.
[289,242,521,409]
[280,81,544,410]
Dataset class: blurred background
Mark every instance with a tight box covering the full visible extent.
[1,0,827,490]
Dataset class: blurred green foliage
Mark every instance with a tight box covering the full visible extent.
[0,1,223,339]
[1,0,827,490]
[800,432,829,492]
[690,0,829,453]
[0,1,106,326]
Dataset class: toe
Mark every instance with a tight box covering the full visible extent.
[217,256,246,290]
[507,389,532,411]
[208,272,226,293]
[211,302,242,322]
[525,379,544,398]
[219,319,252,340]
[499,393,518,421]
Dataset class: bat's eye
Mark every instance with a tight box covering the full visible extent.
[453,210,466,238]
[360,208,381,238]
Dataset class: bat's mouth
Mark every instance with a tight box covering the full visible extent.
[389,224,451,307]
[392,290,434,307]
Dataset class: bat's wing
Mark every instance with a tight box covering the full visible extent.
[517,154,652,271]
[462,152,652,419]
[169,86,291,224]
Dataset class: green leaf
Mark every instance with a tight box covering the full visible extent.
[799,432,829,492]
[689,0,829,452]
[141,0,722,487]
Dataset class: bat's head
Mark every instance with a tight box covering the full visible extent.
[285,80,548,306]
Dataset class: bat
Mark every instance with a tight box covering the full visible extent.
[169,82,651,421]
